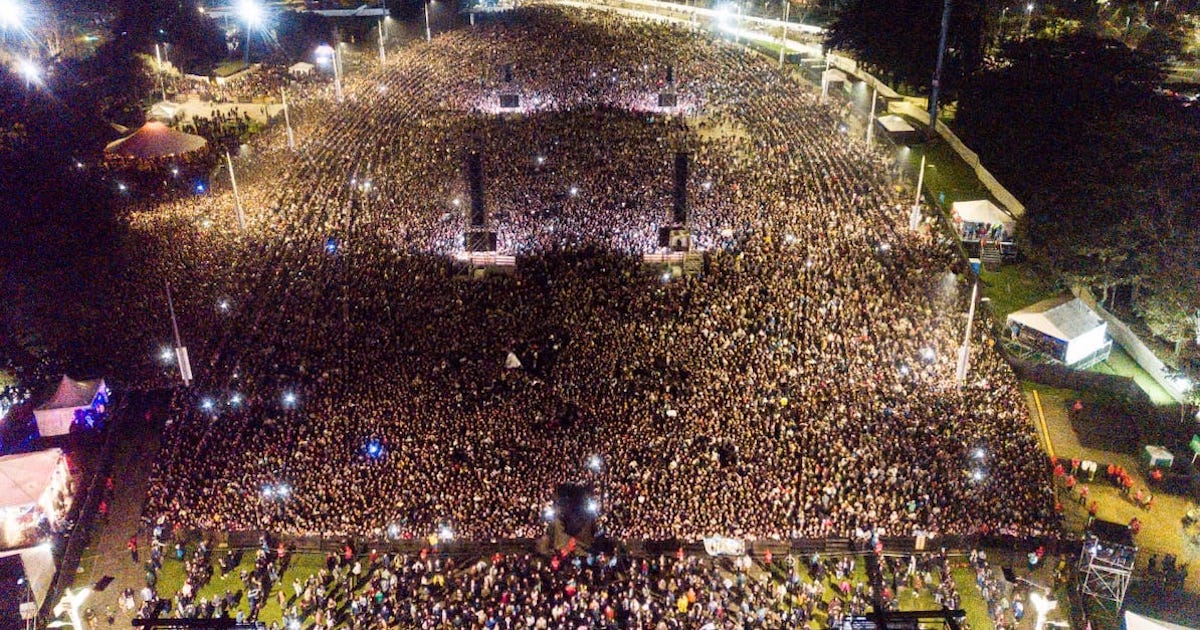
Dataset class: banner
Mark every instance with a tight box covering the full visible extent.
[703,536,745,557]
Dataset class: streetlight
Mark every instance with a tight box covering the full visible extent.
[0,0,23,30]
[16,58,40,86]
[911,154,931,230]
[587,454,603,473]
[316,44,342,101]
[377,17,386,65]
[281,86,295,149]
[423,0,433,42]
[236,0,264,65]
[224,151,246,231]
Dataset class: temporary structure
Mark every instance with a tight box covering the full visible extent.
[952,200,1015,243]
[0,448,72,548]
[1006,296,1111,366]
[32,376,108,437]
[103,121,207,160]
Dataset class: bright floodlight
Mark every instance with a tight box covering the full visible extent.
[438,525,454,541]
[0,0,23,29]
[159,347,174,362]
[585,498,600,515]
[200,398,215,411]
[17,58,41,83]
[229,393,242,405]
[569,186,579,196]
[315,44,334,61]
[587,454,602,472]
[283,391,297,407]
[542,505,557,521]
[973,447,986,459]
[1026,2,1034,12]
[237,0,264,26]
[277,483,290,498]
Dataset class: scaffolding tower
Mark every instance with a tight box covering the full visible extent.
[1077,531,1136,611]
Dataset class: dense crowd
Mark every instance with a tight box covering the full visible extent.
[126,527,972,629]
[118,8,1057,545]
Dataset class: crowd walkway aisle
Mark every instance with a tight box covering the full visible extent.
[70,400,166,630]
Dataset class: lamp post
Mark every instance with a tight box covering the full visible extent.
[910,153,927,230]
[377,16,386,64]
[423,0,432,42]
[778,0,789,69]
[155,43,168,101]
[281,86,295,150]
[928,0,952,129]
[225,151,246,231]
[955,281,979,388]
[865,85,877,145]
[165,282,193,386]
[0,0,24,31]
[237,0,263,66]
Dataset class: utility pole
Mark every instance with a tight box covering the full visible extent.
[928,0,952,131]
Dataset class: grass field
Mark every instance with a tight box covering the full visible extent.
[980,264,1060,322]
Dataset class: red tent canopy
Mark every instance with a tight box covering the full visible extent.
[103,121,207,159]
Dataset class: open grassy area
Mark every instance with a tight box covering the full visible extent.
[904,139,996,209]
[1087,345,1176,406]
[980,263,1060,321]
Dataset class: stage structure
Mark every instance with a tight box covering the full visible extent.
[458,151,509,273]
[0,449,73,548]
[1078,521,1136,612]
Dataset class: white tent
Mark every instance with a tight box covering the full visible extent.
[0,449,72,548]
[1125,611,1195,630]
[876,114,916,133]
[148,100,182,122]
[952,199,1015,242]
[1007,296,1110,365]
[32,376,108,437]
[288,61,315,76]
[0,543,55,608]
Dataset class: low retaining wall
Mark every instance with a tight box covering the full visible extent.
[1074,286,1185,403]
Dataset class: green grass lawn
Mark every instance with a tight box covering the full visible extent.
[1087,345,1176,406]
[980,263,1059,322]
[905,139,996,210]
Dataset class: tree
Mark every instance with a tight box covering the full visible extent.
[824,0,988,94]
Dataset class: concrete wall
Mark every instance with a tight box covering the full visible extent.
[1074,286,1186,402]
[826,54,1026,220]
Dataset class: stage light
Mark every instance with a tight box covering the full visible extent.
[585,498,599,515]
[277,483,290,498]
[200,398,215,411]
[159,347,174,363]
[283,391,297,407]
[701,180,712,191]
[587,454,603,473]
[452,197,461,206]
[0,0,23,30]
[971,470,984,482]
[542,505,557,521]
[237,0,264,26]
[262,486,275,499]
[661,272,671,283]
[75,161,84,170]
[438,525,454,541]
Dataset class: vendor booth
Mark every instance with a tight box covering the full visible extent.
[875,114,919,144]
[32,375,108,437]
[0,448,73,548]
[1006,296,1111,367]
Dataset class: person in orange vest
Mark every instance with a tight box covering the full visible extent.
[764,549,773,566]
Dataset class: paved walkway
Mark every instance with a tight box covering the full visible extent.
[70,402,164,630]
[1028,386,1200,626]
